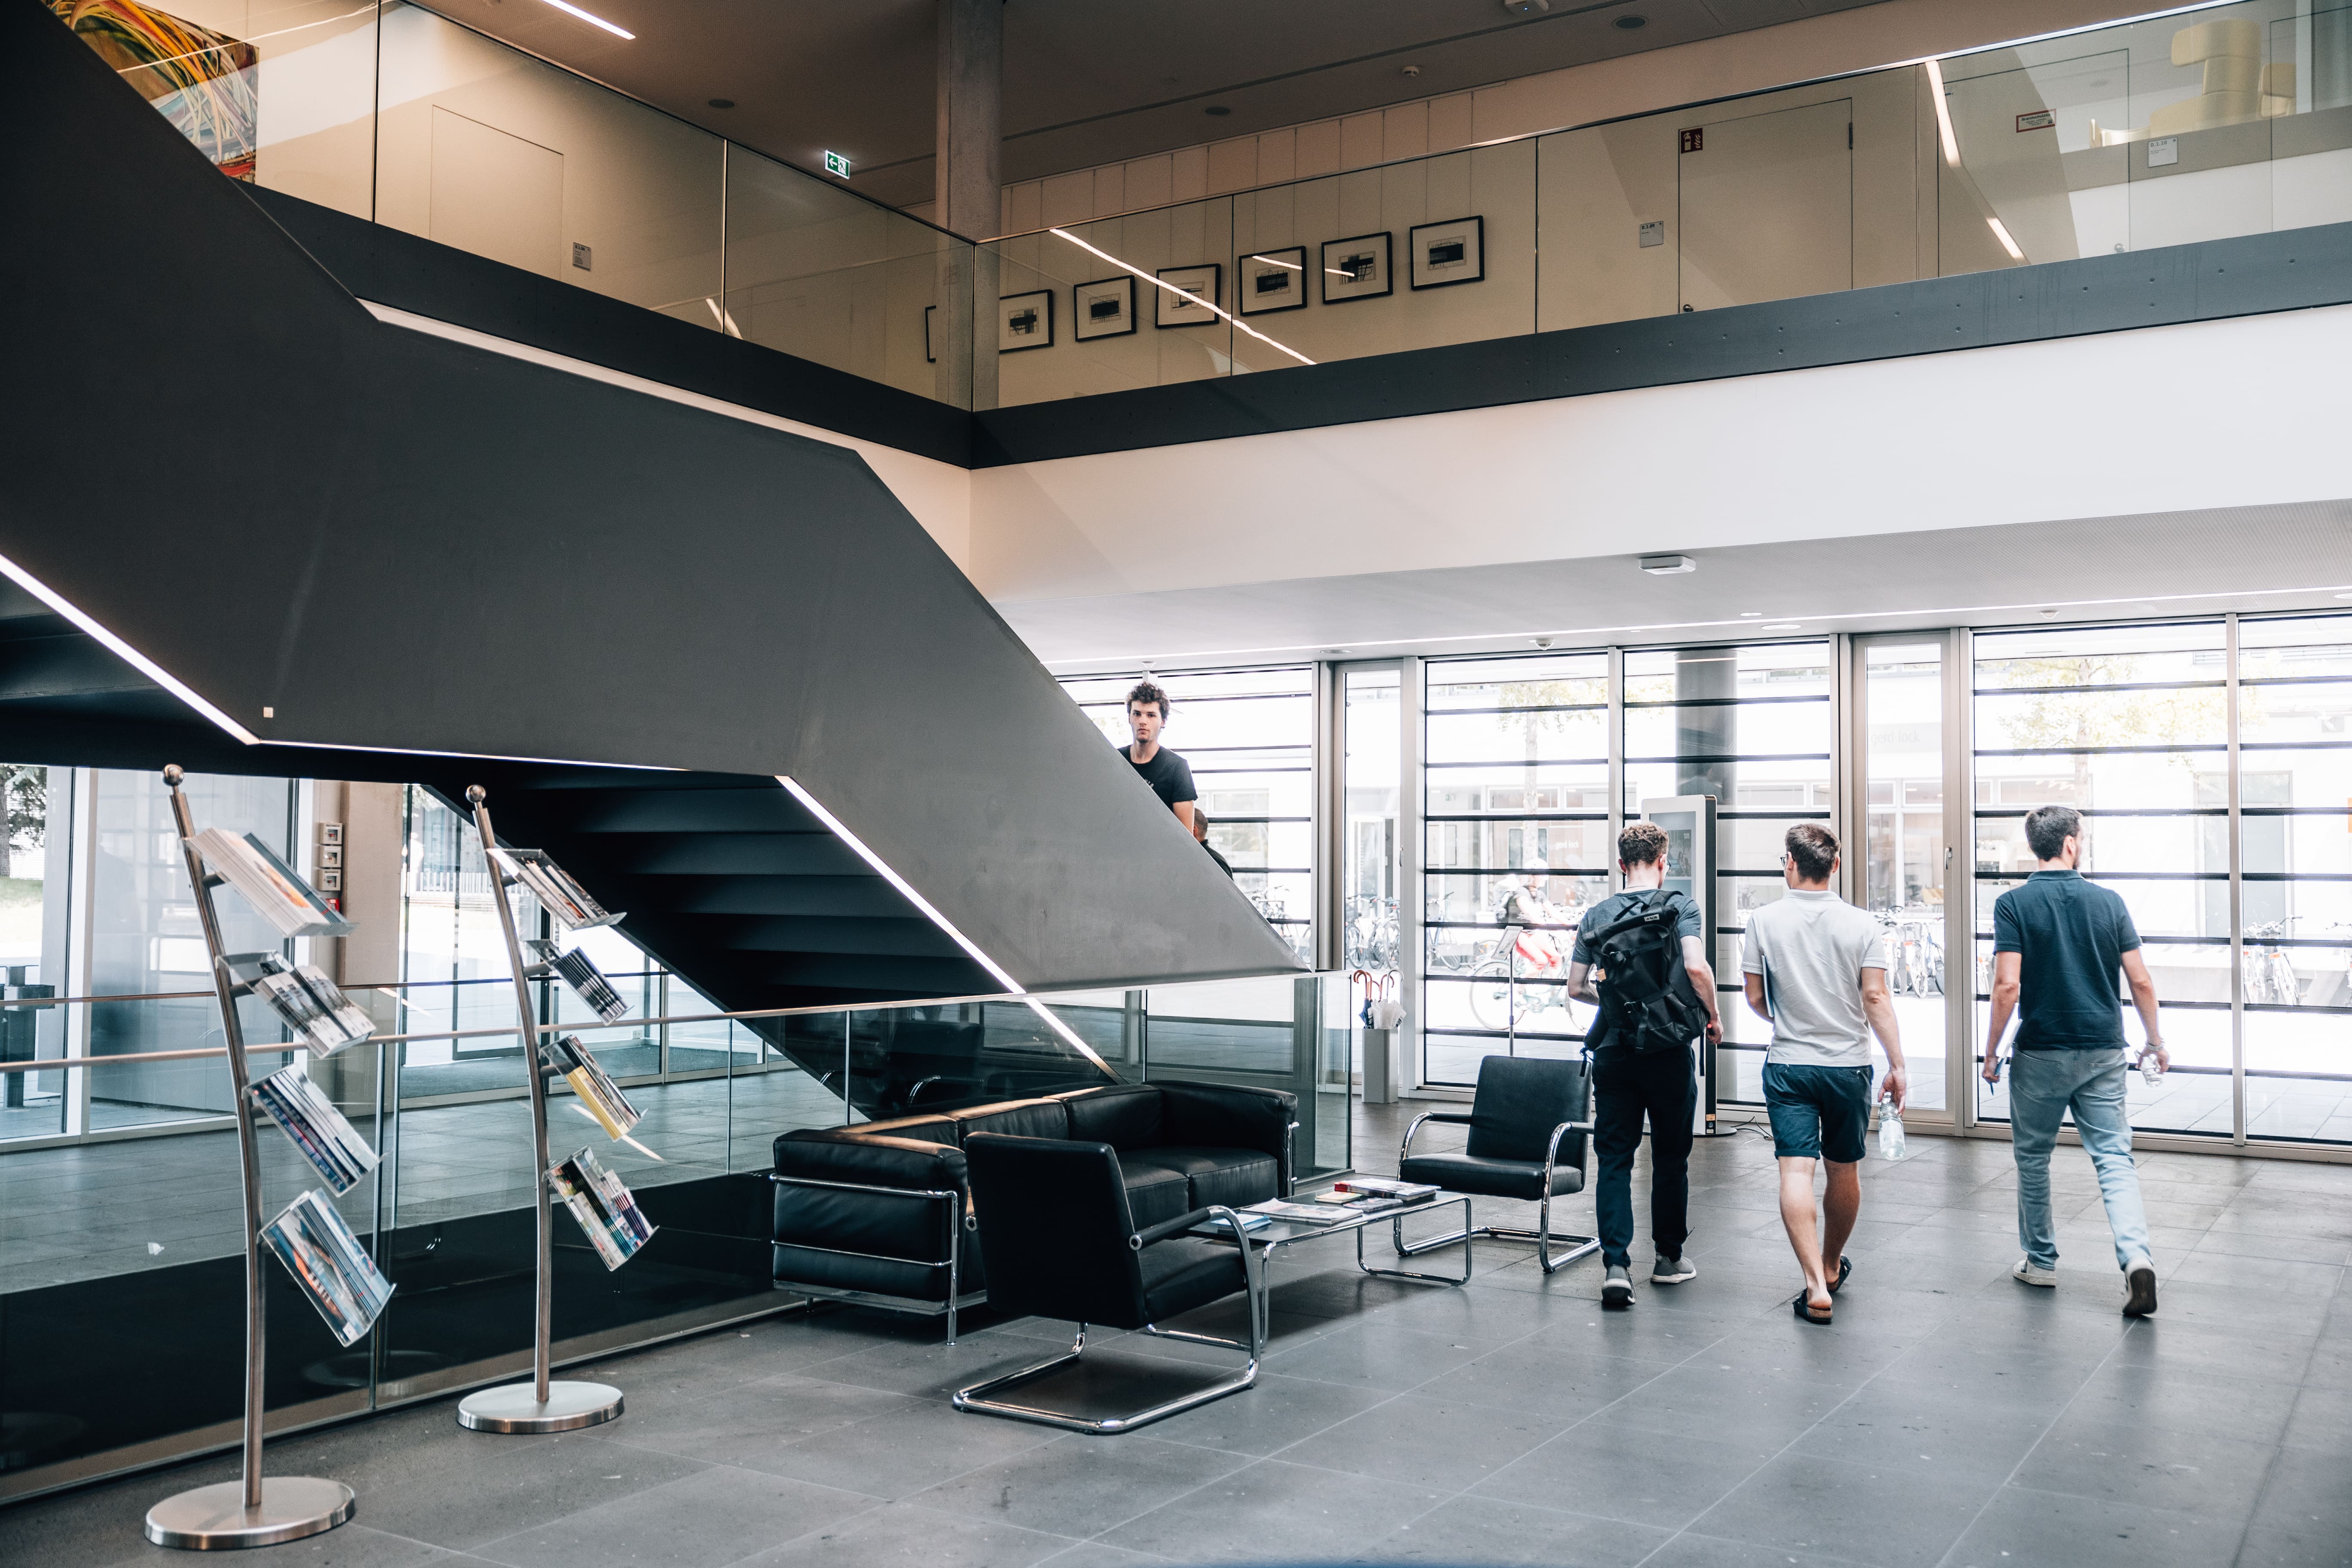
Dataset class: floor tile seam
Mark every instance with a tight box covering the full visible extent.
[454,1455,883,1556]
[1922,1301,2143,1568]
[2227,1323,2331,1568]
[1069,1442,1261,1548]
[1152,1381,1415,1468]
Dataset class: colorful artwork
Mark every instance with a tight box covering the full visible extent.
[51,0,259,181]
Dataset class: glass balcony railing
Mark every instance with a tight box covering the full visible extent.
[57,0,2351,415]
[978,0,2352,407]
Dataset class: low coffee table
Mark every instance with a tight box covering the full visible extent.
[1195,1193,1475,1286]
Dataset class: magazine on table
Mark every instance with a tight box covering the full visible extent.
[541,1034,641,1139]
[1187,1209,1276,1238]
[252,1065,380,1194]
[1331,1177,1440,1204]
[549,1146,656,1270]
[194,828,354,939]
[262,1189,394,1347]
[493,848,623,931]
[1240,1199,1352,1227]
[530,940,631,1024]
[1312,1190,1405,1214]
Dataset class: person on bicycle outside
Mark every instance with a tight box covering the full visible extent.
[1567,822,1722,1309]
[1121,681,1196,831]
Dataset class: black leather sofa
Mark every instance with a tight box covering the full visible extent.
[771,1080,1296,1340]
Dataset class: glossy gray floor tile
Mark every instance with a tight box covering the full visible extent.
[8,1109,2352,1568]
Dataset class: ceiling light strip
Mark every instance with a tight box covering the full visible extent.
[1924,56,1960,166]
[534,0,633,40]
[1042,582,2352,670]
[0,550,260,745]
[775,775,1115,1073]
[1051,228,1316,368]
[1986,217,2025,260]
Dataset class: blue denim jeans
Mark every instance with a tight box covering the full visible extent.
[2009,1048,2152,1272]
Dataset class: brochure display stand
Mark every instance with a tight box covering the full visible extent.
[144,766,364,1550]
[454,786,631,1434]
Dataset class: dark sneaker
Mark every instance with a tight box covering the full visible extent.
[1601,1263,1635,1310]
[2123,1260,2158,1318]
[1652,1253,1696,1285]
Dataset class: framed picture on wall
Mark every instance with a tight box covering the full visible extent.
[998,290,1054,352]
[1073,276,1137,340]
[1154,264,1221,328]
[1237,248,1308,315]
[1409,216,1485,290]
[1320,233,1391,304]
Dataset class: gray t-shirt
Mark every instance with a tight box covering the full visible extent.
[1740,890,1887,1068]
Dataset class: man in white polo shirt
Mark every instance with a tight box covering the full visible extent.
[1741,824,1908,1327]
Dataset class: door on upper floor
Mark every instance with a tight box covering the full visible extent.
[1678,98,1853,312]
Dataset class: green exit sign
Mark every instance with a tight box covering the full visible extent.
[823,150,851,178]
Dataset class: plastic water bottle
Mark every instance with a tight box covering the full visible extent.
[2140,1052,2166,1087]
[1878,1108,1907,1161]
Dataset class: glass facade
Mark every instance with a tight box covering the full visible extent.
[1420,653,1610,1087]
[1061,668,1317,960]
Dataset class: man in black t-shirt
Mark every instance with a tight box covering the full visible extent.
[1120,681,1196,831]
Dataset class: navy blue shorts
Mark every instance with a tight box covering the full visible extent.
[1762,1063,1874,1163]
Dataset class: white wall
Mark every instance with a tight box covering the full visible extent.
[968,301,2352,607]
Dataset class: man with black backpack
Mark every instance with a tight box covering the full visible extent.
[1567,822,1722,1310]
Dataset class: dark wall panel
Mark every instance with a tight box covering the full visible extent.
[0,1,1298,992]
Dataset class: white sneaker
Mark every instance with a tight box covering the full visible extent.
[2012,1258,2057,1288]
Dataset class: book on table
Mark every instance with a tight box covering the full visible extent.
[1331,1177,1441,1204]
[1240,1200,1353,1227]
[1187,1209,1276,1238]
[252,1064,380,1194]
[542,1034,641,1139]
[548,1146,656,1269]
[194,828,354,939]
[262,1189,394,1347]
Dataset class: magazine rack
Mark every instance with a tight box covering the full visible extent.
[144,767,357,1550]
[453,786,626,1434]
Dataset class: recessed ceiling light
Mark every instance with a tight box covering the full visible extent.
[1204,105,1232,116]
[1401,64,1422,77]
[2040,608,2061,616]
[1739,611,1763,618]
[1760,622,1801,632]
[707,98,734,109]
[2334,591,2352,600]
[1614,13,1648,28]
[533,0,632,40]
[1639,554,1696,575]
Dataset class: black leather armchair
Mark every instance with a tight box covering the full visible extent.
[952,1133,1266,1434]
[1394,1054,1598,1274]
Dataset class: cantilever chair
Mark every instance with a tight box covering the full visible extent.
[953,1133,1268,1434]
[1393,1054,1599,1274]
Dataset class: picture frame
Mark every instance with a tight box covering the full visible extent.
[1154,264,1220,328]
[1237,248,1308,315]
[1320,232,1392,304]
[1409,216,1485,290]
[997,289,1054,352]
[1073,275,1137,340]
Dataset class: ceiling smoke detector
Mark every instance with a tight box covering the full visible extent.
[1639,554,1696,575]
[1501,0,1550,15]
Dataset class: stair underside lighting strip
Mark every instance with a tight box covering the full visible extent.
[775,775,1113,1074]
[0,549,260,745]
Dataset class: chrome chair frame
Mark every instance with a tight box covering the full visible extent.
[952,1205,1268,1434]
[1392,1111,1599,1274]
[768,1173,983,1344]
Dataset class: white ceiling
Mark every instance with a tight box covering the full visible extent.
[410,0,1893,212]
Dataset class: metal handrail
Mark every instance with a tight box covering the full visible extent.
[0,971,665,1009]
[0,987,1100,1074]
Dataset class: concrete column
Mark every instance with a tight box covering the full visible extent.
[934,0,1002,239]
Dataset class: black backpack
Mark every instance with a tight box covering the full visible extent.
[1591,889,1707,1055]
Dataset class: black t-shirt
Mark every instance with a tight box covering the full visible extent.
[1121,743,1196,808]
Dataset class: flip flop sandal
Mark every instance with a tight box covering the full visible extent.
[1792,1292,1833,1326]
[1826,1256,1853,1296]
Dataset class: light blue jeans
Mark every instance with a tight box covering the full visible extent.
[2009,1048,2152,1273]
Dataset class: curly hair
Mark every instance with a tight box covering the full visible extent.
[1127,680,1172,720]
[1618,821,1669,867]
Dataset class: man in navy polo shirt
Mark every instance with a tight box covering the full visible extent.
[1984,805,2168,1317]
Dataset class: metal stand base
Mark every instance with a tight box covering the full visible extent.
[1396,1220,1598,1275]
[456,1380,624,1433]
[145,1477,355,1550]
[954,1329,1257,1434]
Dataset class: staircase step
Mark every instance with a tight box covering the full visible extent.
[750,952,998,992]
[591,833,867,877]
[710,915,965,959]
[538,787,816,835]
[632,875,911,919]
